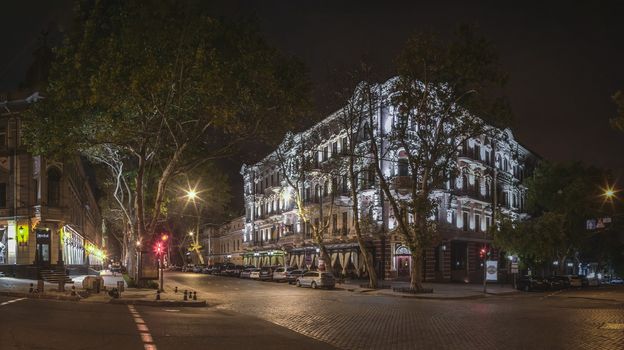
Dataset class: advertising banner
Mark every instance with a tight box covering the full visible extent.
[486,260,498,281]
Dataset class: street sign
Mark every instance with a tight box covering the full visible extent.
[511,261,519,274]
[486,260,498,281]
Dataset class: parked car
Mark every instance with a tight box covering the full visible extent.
[296,271,335,289]
[202,265,213,274]
[273,267,296,282]
[223,264,238,276]
[211,264,224,275]
[610,277,624,285]
[259,266,274,281]
[240,268,254,279]
[567,275,583,287]
[517,276,549,292]
[192,265,204,273]
[286,269,307,284]
[580,276,600,287]
[182,264,195,272]
[546,276,565,290]
[249,268,261,279]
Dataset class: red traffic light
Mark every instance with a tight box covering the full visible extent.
[154,242,164,255]
[479,248,487,259]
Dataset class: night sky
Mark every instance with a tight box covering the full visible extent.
[2,1,623,203]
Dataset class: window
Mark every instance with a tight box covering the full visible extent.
[47,167,61,207]
[398,158,408,176]
[475,214,481,232]
[462,174,468,191]
[342,212,348,235]
[341,137,348,154]
[332,142,338,157]
[323,146,328,162]
[332,214,338,234]
[486,217,491,231]
[462,212,469,231]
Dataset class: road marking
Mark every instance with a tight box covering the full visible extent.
[601,323,624,330]
[0,298,26,306]
[164,309,180,312]
[128,305,157,350]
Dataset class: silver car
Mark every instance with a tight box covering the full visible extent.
[296,271,335,289]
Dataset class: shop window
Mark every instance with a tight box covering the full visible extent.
[47,167,61,207]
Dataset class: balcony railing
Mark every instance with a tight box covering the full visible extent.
[391,176,412,190]
[451,188,492,202]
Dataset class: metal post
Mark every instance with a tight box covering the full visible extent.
[159,256,164,292]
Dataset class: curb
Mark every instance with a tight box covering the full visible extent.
[0,291,80,301]
[109,299,207,307]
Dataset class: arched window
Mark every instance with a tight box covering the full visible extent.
[47,167,61,207]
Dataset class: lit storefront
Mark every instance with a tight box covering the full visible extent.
[61,225,105,267]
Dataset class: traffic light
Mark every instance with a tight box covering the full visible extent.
[479,248,487,260]
[161,233,169,242]
[154,241,164,256]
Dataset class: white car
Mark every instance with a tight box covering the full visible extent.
[296,271,335,289]
[272,267,295,282]
[249,269,261,279]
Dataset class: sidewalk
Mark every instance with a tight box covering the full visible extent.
[0,271,206,307]
[336,280,519,299]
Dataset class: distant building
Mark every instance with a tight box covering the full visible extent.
[0,90,104,278]
[201,217,245,266]
[239,78,538,283]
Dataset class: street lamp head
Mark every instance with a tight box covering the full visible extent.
[602,185,619,201]
[186,189,198,200]
[188,231,194,236]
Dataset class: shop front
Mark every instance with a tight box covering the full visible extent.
[243,250,286,267]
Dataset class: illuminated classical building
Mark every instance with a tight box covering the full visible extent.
[240,78,537,282]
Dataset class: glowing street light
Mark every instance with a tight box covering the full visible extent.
[602,185,619,201]
[188,231,194,236]
[186,189,198,201]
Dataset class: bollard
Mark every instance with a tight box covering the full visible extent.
[71,285,76,296]
[183,290,188,301]
[193,291,197,300]
[29,283,34,293]
[156,290,161,300]
[174,286,178,293]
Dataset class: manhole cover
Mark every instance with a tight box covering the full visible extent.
[601,323,624,330]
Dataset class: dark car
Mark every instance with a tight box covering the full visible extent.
[546,276,565,290]
[286,269,308,284]
[517,276,549,292]
[223,264,237,276]
[259,266,274,281]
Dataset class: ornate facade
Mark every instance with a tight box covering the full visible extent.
[239,78,537,282]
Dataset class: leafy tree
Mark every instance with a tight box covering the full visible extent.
[611,90,624,132]
[367,26,509,290]
[22,0,309,277]
[495,161,613,274]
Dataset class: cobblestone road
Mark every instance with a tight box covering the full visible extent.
[166,272,624,350]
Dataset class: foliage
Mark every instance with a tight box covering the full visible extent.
[368,25,509,290]
[494,161,617,272]
[611,90,624,133]
[21,0,310,256]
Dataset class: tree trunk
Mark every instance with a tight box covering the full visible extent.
[410,248,424,291]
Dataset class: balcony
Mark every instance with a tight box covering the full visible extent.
[391,176,412,190]
[451,188,492,203]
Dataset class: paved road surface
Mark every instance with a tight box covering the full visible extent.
[165,272,624,350]
[0,294,333,350]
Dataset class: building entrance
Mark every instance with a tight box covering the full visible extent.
[36,229,51,267]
